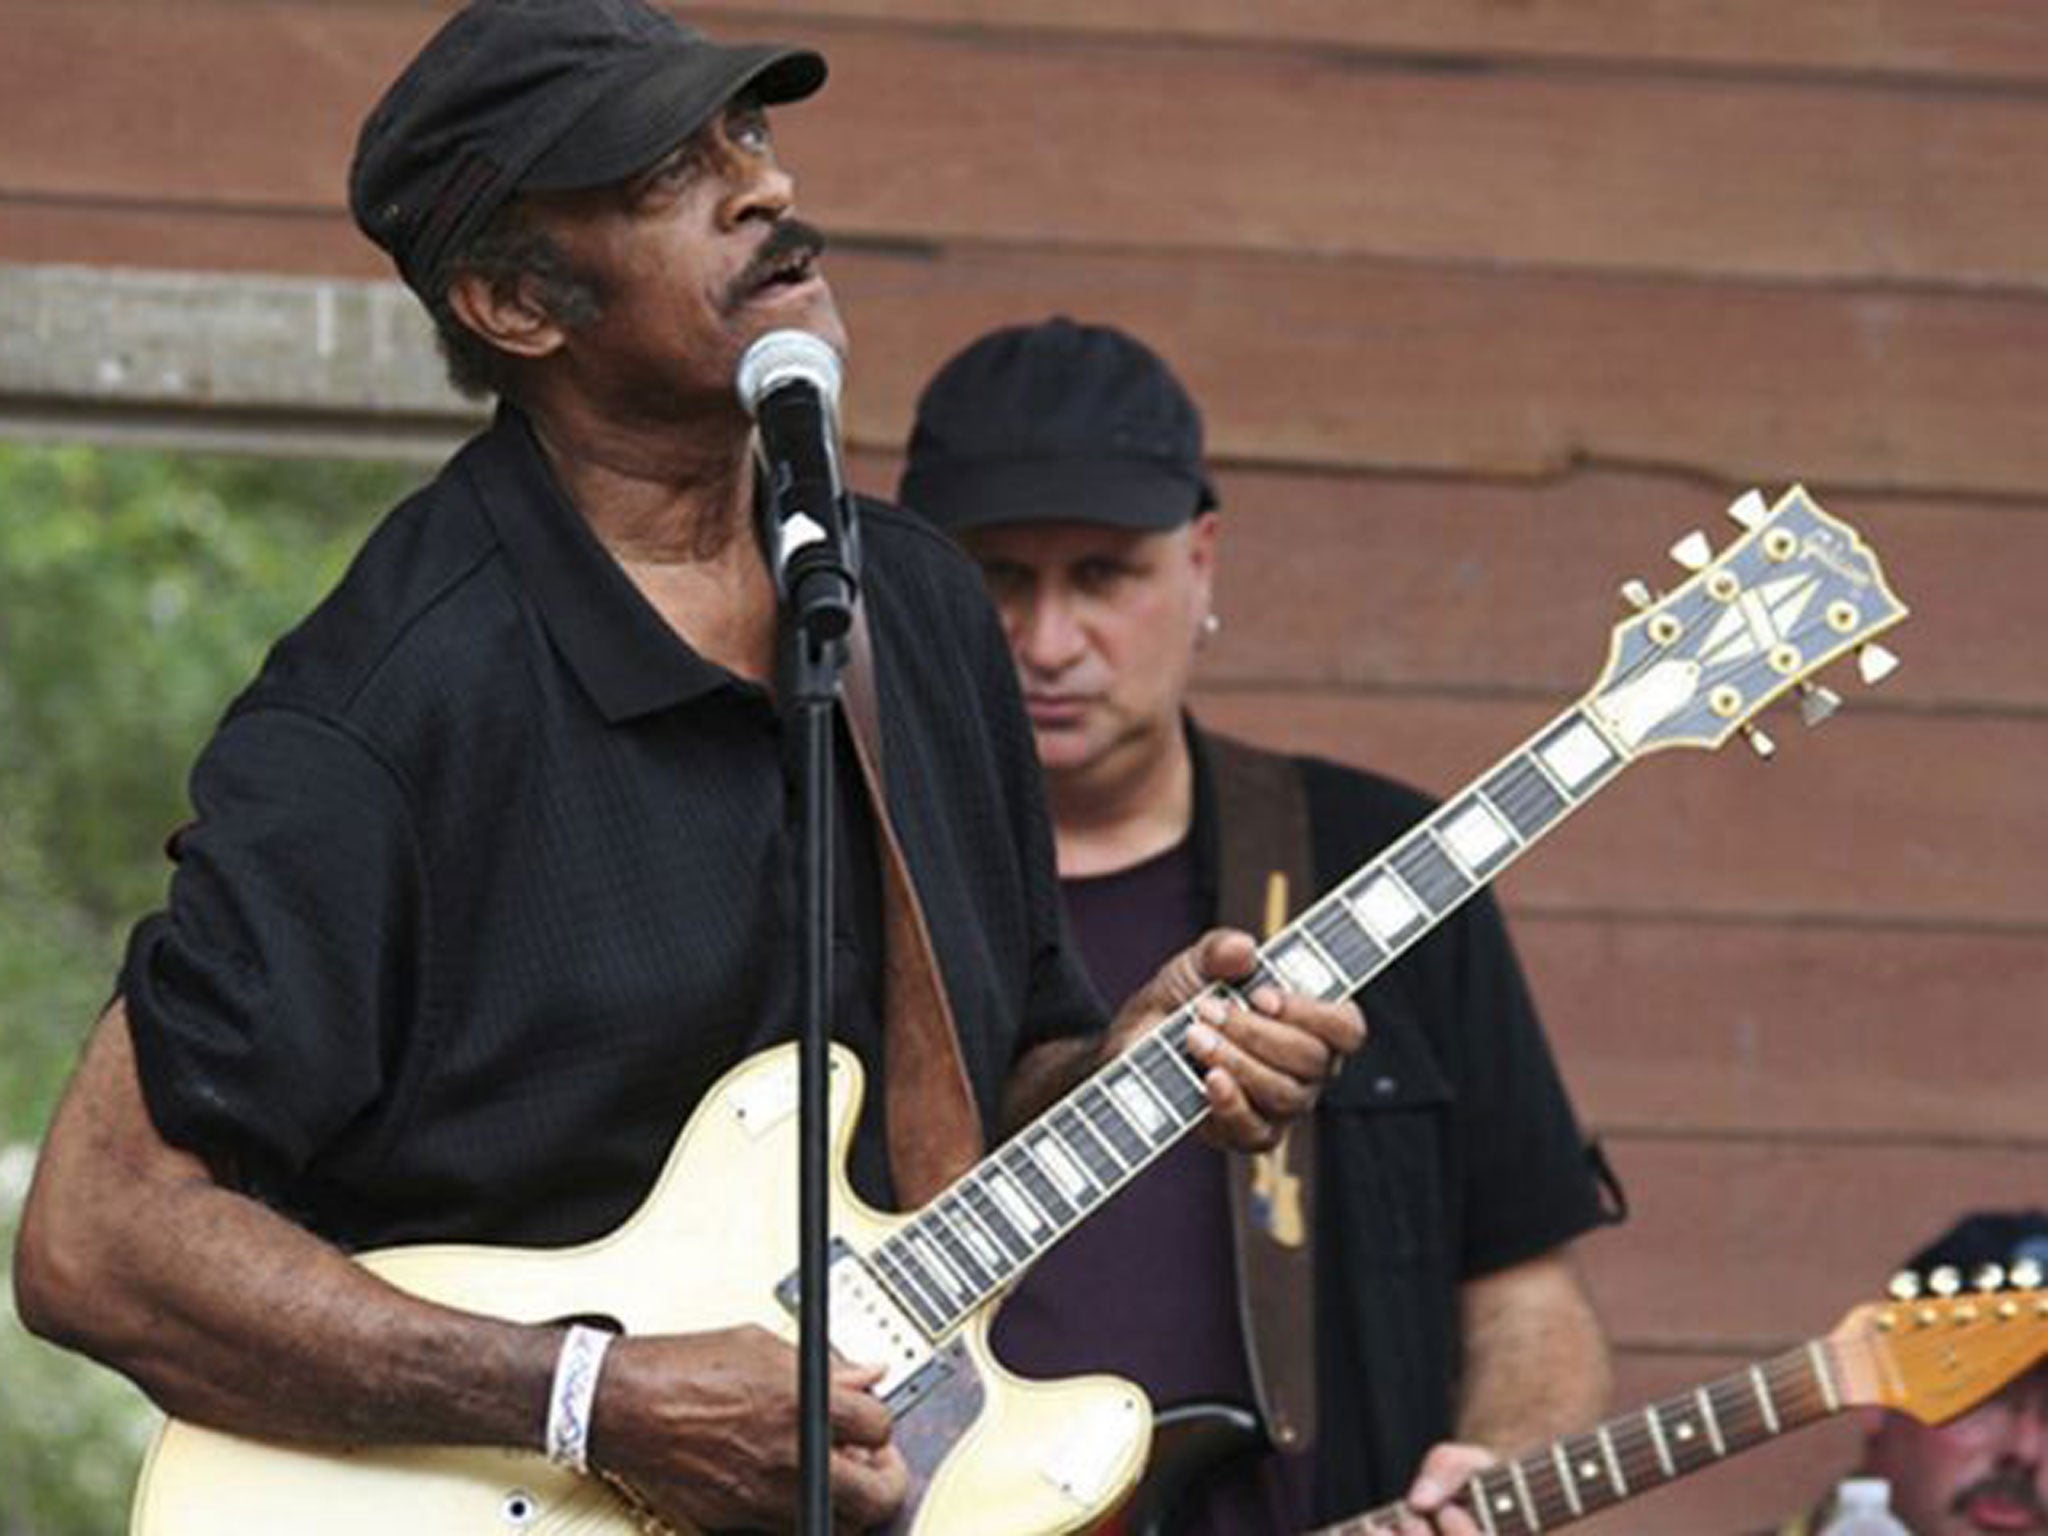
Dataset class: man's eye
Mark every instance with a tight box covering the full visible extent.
[729,106,773,153]
[1074,560,1130,592]
[981,566,1028,601]
[645,147,705,193]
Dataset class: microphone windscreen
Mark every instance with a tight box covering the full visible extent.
[736,329,843,417]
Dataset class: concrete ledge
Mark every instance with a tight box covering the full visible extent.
[0,262,484,460]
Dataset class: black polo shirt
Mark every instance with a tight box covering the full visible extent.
[122,407,1101,1252]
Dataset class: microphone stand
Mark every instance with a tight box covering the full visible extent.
[774,499,859,1536]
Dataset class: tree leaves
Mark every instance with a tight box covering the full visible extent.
[0,442,416,1535]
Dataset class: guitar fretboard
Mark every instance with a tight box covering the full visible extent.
[863,705,1631,1342]
[1315,1342,1842,1536]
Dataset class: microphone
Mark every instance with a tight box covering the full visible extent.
[736,329,859,639]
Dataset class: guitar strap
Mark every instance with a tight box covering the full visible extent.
[1203,729,1321,1454]
[841,610,986,1209]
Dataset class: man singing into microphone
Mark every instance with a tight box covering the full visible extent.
[12,4,1362,1532]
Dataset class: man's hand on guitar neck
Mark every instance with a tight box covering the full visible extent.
[1137,928,1367,1154]
[1004,929,1365,1146]
[590,1324,908,1533]
[1394,1441,1497,1536]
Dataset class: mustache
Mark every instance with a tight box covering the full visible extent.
[1952,1467,2048,1527]
[723,218,828,312]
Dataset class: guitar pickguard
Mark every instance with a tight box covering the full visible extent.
[884,1340,984,1534]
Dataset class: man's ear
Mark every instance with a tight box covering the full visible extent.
[445,269,567,364]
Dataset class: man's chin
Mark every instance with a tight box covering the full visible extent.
[1031,725,1105,778]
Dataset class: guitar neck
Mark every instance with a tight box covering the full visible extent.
[862,703,1633,1343]
[1314,1340,1844,1536]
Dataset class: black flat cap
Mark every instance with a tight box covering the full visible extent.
[900,317,1218,535]
[350,0,825,298]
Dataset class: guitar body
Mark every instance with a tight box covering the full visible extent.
[131,1044,1151,1535]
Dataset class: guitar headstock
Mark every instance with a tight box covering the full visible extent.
[1585,487,1908,756]
[1830,1269,2047,1426]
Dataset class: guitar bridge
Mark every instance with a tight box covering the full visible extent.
[776,1238,953,1413]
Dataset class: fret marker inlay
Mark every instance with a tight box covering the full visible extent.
[1537,719,1616,789]
[987,1171,1044,1234]
[1441,799,1515,869]
[1030,1134,1090,1201]
[1346,875,1424,944]
[1109,1077,1166,1137]
[1271,938,1338,998]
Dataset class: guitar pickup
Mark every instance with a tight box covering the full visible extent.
[776,1238,950,1412]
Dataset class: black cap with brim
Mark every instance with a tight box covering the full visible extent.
[523,44,823,190]
[349,0,825,299]
[899,317,1219,537]
[901,453,1212,535]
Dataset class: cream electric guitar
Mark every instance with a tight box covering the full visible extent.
[131,487,1906,1535]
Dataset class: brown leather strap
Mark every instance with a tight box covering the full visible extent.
[1203,729,1321,1453]
[841,613,984,1208]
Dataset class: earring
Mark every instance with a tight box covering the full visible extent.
[1201,612,1222,638]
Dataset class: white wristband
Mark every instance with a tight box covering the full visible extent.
[545,1324,615,1473]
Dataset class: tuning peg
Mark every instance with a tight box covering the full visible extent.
[2014,1257,2044,1290]
[1797,682,1842,727]
[1741,724,1777,759]
[1668,530,1714,572]
[1857,643,1901,685]
[1888,1270,1923,1300]
[1726,489,1768,529]
[1929,1265,1963,1297]
[1619,579,1655,612]
[1973,1263,2007,1294]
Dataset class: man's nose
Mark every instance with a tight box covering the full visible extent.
[720,153,795,229]
[1017,593,1086,673]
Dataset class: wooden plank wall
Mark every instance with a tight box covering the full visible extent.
[3,3,2044,1528]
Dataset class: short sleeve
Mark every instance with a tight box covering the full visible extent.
[1436,889,1607,1277]
[122,705,425,1202]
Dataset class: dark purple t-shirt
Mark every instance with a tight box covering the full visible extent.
[989,839,1311,1533]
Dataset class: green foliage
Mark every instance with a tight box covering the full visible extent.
[0,1151,156,1536]
[0,440,415,1536]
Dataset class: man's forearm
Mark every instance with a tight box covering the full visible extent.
[14,1001,556,1451]
[1000,1033,1109,1135]
[1452,1248,1611,1452]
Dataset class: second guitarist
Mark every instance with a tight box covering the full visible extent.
[900,318,1623,1533]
